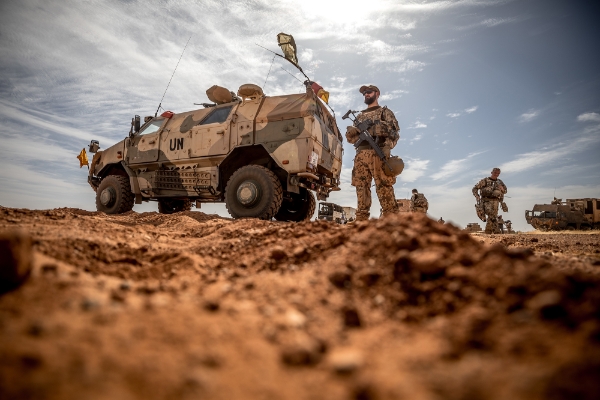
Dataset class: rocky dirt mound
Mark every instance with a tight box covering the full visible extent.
[0,207,599,400]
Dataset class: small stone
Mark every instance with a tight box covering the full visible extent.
[203,300,220,312]
[373,294,385,305]
[527,290,561,310]
[285,309,307,328]
[270,246,287,260]
[0,230,33,294]
[292,246,307,258]
[328,348,364,373]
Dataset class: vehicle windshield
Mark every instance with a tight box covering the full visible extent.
[532,211,556,218]
[139,119,164,135]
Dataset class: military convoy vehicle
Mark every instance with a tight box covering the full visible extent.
[87,83,343,221]
[525,197,600,231]
[463,223,483,233]
[318,202,350,224]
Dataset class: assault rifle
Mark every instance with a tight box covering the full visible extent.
[342,109,393,175]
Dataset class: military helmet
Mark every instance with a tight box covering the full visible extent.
[384,156,404,177]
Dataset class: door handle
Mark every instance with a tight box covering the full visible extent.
[148,140,156,144]
[216,129,225,135]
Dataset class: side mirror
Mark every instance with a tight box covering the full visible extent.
[89,140,100,153]
[134,115,141,133]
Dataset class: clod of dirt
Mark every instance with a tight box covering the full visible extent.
[0,230,32,294]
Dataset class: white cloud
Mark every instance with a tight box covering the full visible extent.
[465,105,478,113]
[399,158,429,182]
[379,89,409,101]
[518,109,540,123]
[457,17,518,30]
[577,112,600,122]
[447,112,461,118]
[431,151,483,181]
[408,121,427,129]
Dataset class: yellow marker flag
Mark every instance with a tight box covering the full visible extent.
[77,148,89,169]
[317,89,329,104]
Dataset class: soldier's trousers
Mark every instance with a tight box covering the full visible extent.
[351,149,399,221]
[482,200,499,234]
[412,207,427,213]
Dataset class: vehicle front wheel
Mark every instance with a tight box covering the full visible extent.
[225,165,282,220]
[158,198,192,214]
[274,189,316,222]
[96,175,135,214]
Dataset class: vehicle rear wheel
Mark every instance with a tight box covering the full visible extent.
[225,165,282,220]
[274,188,316,222]
[158,198,192,214]
[96,175,134,214]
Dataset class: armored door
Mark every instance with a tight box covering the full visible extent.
[190,104,237,158]
[125,118,164,164]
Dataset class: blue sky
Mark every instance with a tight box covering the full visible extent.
[0,0,598,231]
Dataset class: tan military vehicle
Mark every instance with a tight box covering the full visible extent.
[525,198,600,231]
[87,83,343,221]
[463,223,483,233]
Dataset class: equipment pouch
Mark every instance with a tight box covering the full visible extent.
[501,202,508,213]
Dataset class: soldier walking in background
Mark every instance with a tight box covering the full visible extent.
[346,85,400,221]
[410,189,428,213]
[472,168,508,234]
[505,220,513,234]
[497,215,505,233]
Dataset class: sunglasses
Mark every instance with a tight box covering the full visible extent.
[363,90,375,95]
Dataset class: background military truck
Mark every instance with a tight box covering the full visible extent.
[463,223,483,233]
[87,83,343,221]
[525,198,599,231]
[317,202,347,224]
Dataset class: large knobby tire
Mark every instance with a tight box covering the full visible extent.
[225,165,283,220]
[96,175,134,214]
[158,198,192,214]
[274,188,316,222]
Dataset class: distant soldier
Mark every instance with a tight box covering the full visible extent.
[438,217,445,223]
[497,215,505,233]
[346,85,400,221]
[410,189,428,213]
[505,220,513,234]
[473,168,507,234]
[551,197,562,205]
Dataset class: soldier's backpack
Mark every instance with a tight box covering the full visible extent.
[415,193,428,209]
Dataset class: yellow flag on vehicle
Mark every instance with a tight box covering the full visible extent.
[77,148,89,169]
[277,33,301,71]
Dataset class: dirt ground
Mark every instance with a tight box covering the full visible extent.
[1,206,599,400]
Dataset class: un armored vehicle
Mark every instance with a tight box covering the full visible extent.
[525,198,599,231]
[87,83,343,221]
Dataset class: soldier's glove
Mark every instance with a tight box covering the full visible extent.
[382,146,391,158]
[345,126,360,144]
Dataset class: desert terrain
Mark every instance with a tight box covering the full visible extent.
[1,206,599,400]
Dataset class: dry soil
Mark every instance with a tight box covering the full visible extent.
[1,206,599,400]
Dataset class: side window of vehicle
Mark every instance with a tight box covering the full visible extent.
[139,119,164,135]
[200,106,233,125]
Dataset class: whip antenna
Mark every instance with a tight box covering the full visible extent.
[156,35,192,117]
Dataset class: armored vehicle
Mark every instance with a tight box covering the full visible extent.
[318,202,348,224]
[525,198,599,231]
[87,83,343,221]
[463,223,483,233]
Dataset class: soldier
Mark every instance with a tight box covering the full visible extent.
[410,189,428,213]
[505,220,513,234]
[472,167,507,234]
[497,215,505,233]
[438,217,445,223]
[345,85,400,221]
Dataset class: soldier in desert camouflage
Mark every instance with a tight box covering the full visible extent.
[410,189,428,213]
[345,85,400,221]
[472,168,508,234]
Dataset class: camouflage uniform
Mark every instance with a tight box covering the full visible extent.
[346,106,400,221]
[472,177,507,234]
[410,192,428,213]
[505,220,512,234]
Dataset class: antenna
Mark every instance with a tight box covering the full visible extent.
[263,55,276,90]
[155,35,192,117]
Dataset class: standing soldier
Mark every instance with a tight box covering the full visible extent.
[472,168,507,234]
[410,189,429,213]
[345,85,400,221]
[505,220,513,234]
